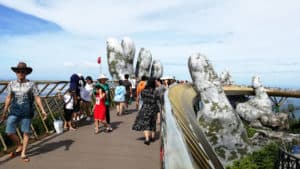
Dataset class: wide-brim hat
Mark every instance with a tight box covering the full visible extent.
[11,62,32,75]
[161,76,174,80]
[98,74,108,80]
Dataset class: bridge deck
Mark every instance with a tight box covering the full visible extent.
[0,103,160,169]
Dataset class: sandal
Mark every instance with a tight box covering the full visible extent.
[94,128,99,134]
[21,156,30,162]
[9,150,21,158]
[9,146,22,158]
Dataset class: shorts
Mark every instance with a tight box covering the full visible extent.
[73,103,80,113]
[5,115,32,134]
[64,108,73,122]
[125,94,131,104]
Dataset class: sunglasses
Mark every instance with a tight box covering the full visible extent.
[16,70,26,74]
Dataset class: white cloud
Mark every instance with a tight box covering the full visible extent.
[0,0,300,87]
[0,0,183,36]
[63,62,75,67]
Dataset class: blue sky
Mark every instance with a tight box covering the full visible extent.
[0,0,300,88]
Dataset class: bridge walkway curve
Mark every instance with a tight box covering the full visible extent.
[0,103,160,169]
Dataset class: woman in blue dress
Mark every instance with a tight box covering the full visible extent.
[113,80,126,116]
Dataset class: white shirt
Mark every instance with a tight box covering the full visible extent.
[80,83,93,102]
[130,78,137,89]
[64,93,73,110]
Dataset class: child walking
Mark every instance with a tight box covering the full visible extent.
[93,85,111,134]
[63,89,76,131]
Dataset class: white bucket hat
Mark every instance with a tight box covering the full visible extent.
[98,74,108,80]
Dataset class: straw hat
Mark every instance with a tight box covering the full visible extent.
[11,62,32,75]
[161,76,174,80]
[98,74,108,80]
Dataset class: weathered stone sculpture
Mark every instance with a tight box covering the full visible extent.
[220,70,234,85]
[121,37,135,76]
[188,53,250,165]
[150,60,163,79]
[106,37,135,80]
[135,48,152,79]
[236,76,273,121]
[107,37,163,80]
[236,76,289,130]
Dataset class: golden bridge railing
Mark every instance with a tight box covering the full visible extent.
[0,80,117,156]
[163,84,224,169]
[223,85,300,98]
[224,85,300,112]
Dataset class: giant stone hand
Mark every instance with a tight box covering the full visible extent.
[135,48,152,79]
[106,37,135,80]
[188,53,250,165]
[150,60,163,79]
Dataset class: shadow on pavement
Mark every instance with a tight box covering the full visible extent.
[0,133,69,164]
[28,139,74,157]
[135,131,161,142]
[122,108,137,116]
[110,121,123,130]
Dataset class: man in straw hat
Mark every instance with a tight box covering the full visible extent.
[96,74,113,132]
[1,62,48,162]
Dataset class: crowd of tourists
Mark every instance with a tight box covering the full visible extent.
[63,73,174,146]
[0,61,180,163]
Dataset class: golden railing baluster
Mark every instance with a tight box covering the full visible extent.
[0,85,7,94]
[44,98,56,121]
[53,97,65,121]
[30,124,38,139]
[16,128,23,143]
[46,83,60,97]
[0,134,7,151]
[34,103,50,134]
[59,83,69,94]
[38,83,50,95]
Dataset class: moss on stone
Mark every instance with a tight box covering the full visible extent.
[210,102,224,112]
[205,119,225,145]
[198,116,208,128]
[215,147,226,159]
[203,99,209,104]
[209,119,224,133]
[228,151,238,161]
[224,105,229,111]
[110,60,117,70]
[207,132,218,145]
[237,147,248,156]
